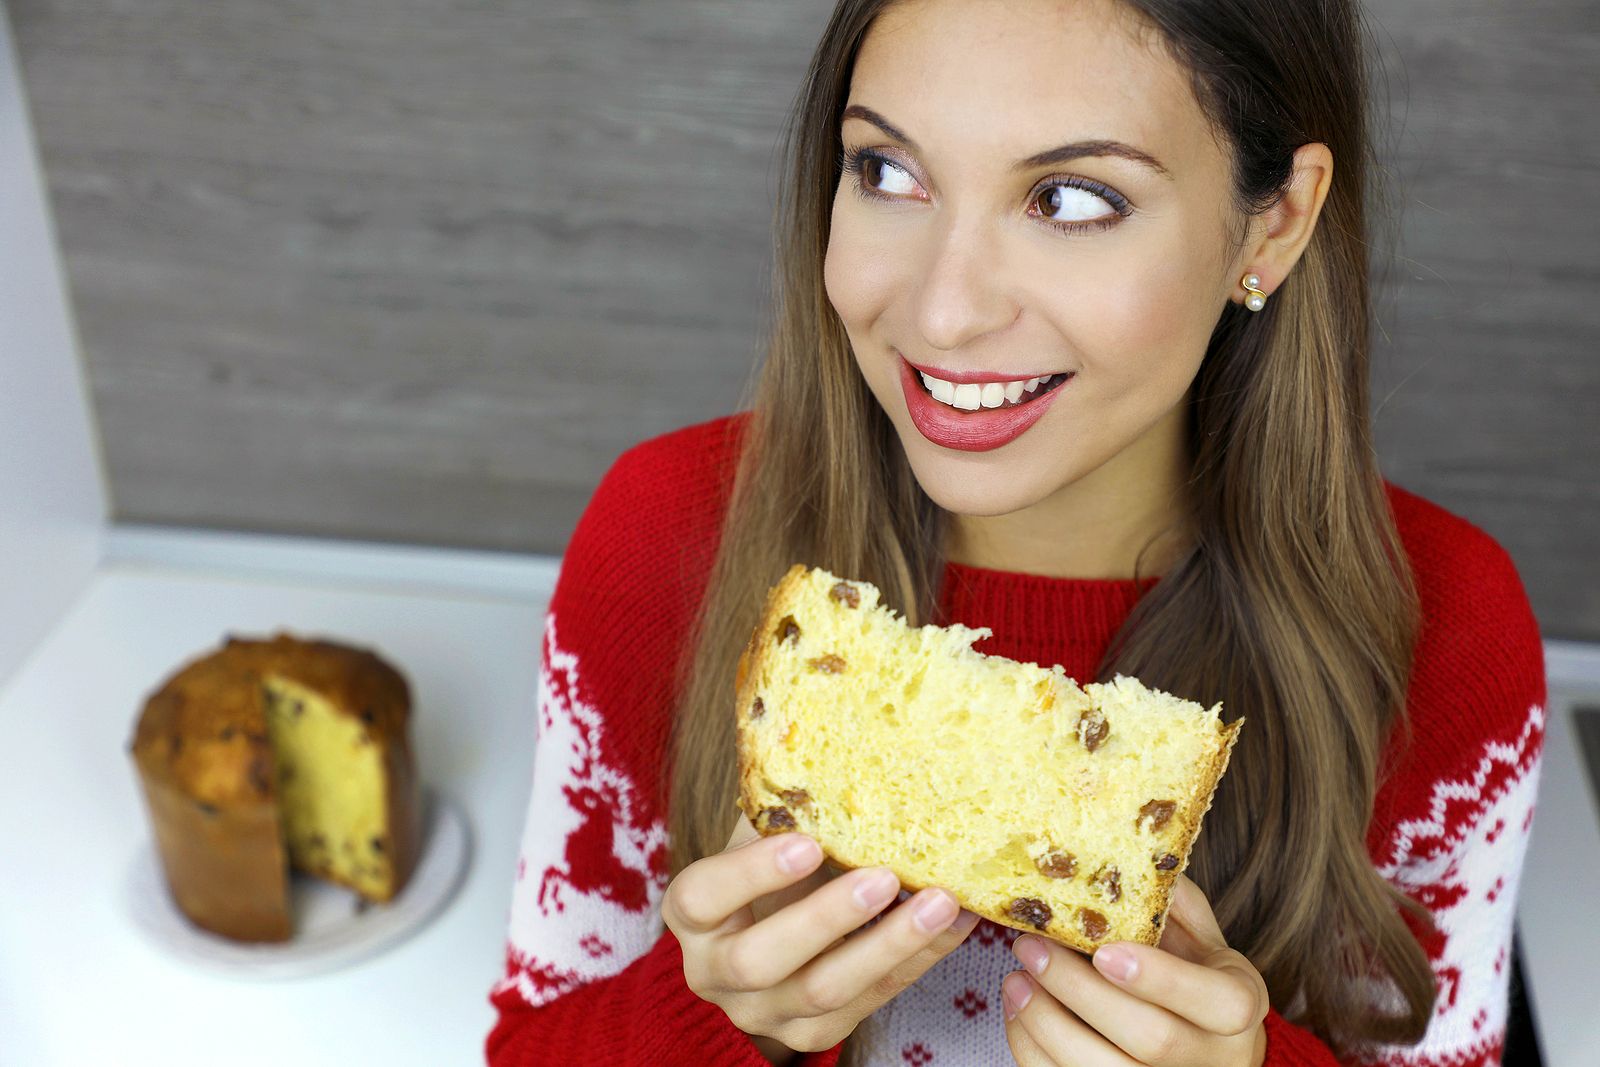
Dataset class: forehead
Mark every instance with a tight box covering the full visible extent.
[850,0,1217,176]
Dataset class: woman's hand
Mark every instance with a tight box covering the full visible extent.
[663,815,980,1062]
[1000,875,1269,1067]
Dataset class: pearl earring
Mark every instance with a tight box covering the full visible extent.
[1241,273,1268,312]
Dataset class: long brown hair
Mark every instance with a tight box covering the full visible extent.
[666,0,1435,1057]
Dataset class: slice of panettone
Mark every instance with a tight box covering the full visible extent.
[734,564,1243,952]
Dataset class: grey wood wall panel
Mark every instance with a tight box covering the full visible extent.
[1364,0,1600,641]
[8,0,832,553]
[8,0,1598,638]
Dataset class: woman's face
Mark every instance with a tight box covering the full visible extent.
[824,0,1251,519]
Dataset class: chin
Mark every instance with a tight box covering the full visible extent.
[899,439,1063,518]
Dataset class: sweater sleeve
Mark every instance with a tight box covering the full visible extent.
[1355,500,1548,1067]
[1254,495,1547,1067]
[483,419,843,1066]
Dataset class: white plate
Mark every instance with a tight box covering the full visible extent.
[126,785,470,979]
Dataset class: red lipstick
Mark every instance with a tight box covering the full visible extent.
[896,353,1072,453]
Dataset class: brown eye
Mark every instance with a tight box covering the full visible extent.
[1035,182,1117,225]
[854,151,919,196]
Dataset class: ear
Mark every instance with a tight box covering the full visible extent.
[1232,142,1334,304]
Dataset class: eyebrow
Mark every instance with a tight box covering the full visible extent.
[840,103,1173,180]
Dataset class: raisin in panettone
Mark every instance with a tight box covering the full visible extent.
[735,565,1243,953]
[127,632,422,943]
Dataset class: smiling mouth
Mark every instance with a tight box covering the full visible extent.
[913,368,1075,411]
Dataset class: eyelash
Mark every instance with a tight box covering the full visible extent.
[838,145,1132,234]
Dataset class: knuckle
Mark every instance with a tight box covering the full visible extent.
[1203,950,1265,1034]
[1224,989,1261,1035]
[796,971,851,1015]
[1141,1019,1183,1063]
[660,881,688,931]
[722,938,775,992]
[867,967,907,1004]
[775,1018,833,1053]
[721,999,767,1037]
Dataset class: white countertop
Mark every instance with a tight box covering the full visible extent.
[0,527,557,1067]
[1,525,1595,1065]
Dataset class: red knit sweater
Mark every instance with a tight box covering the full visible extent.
[484,414,1546,1067]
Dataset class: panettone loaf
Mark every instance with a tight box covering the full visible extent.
[127,632,422,943]
[734,565,1243,953]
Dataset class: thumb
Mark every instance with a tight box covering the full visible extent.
[1157,875,1229,961]
[724,808,762,853]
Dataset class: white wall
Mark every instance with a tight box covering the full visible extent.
[0,5,109,692]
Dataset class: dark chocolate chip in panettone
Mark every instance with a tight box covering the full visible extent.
[1007,897,1053,930]
[828,582,861,608]
[1080,908,1109,940]
[760,806,797,831]
[750,697,765,720]
[779,788,812,807]
[370,835,386,853]
[1154,852,1179,871]
[776,616,801,644]
[292,699,305,717]
[359,707,375,724]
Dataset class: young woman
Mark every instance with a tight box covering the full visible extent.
[487,1,1546,1065]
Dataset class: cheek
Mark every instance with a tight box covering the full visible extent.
[1071,250,1213,399]
[824,196,897,336]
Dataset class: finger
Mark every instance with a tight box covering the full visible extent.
[1013,937,1192,1063]
[777,890,981,1018]
[662,831,824,936]
[1090,939,1267,1037]
[1003,972,1136,1067]
[1165,875,1228,951]
[710,865,905,991]
[1004,1011,1059,1067]
[725,812,762,851]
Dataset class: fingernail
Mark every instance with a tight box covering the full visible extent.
[1012,934,1049,976]
[911,890,958,934]
[1002,972,1032,1020]
[852,869,900,910]
[951,909,981,936]
[1093,945,1138,983]
[776,837,820,874]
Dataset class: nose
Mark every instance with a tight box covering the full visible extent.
[909,214,1019,352]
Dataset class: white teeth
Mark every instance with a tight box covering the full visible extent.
[921,372,956,403]
[918,368,1062,411]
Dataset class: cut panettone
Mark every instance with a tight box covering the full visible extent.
[734,564,1243,952]
[127,632,422,943]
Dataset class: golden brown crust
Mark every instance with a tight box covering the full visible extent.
[733,566,1246,954]
[1133,714,1244,947]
